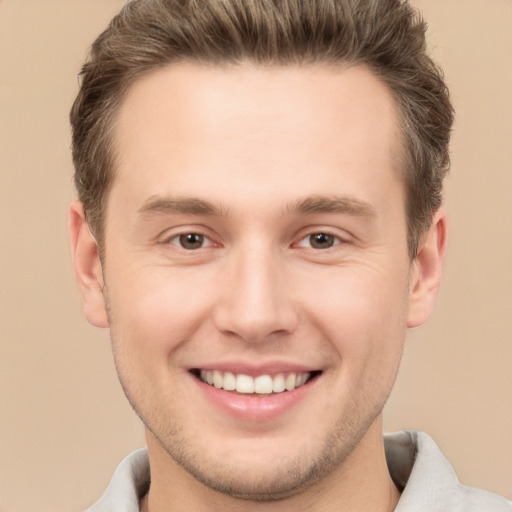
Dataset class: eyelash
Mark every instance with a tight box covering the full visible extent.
[165,232,215,250]
[163,230,345,251]
[296,232,344,250]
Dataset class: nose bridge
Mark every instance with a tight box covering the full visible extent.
[213,239,298,342]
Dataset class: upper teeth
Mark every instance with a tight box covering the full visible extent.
[199,370,311,394]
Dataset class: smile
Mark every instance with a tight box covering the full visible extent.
[194,370,318,395]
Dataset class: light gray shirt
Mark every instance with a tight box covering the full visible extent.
[85,430,512,511]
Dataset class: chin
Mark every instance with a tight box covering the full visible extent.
[150,417,370,502]
[175,455,330,502]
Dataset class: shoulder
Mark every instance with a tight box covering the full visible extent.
[386,430,512,511]
[84,448,150,512]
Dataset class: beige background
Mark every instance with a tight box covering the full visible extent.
[0,1,511,511]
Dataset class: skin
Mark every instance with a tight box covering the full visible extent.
[70,63,446,512]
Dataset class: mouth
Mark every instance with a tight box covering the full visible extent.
[190,369,322,396]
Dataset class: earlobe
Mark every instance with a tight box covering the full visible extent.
[68,201,109,328]
[407,208,447,328]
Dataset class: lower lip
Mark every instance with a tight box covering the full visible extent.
[193,375,318,422]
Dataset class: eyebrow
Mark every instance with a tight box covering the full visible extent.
[137,194,376,219]
[137,196,226,217]
[286,194,377,218]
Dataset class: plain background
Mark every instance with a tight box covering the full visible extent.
[0,1,511,511]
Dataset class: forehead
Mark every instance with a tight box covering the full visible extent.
[110,62,403,213]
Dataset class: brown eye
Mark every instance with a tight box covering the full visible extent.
[178,233,205,250]
[309,233,336,249]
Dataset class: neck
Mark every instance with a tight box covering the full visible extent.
[141,417,400,512]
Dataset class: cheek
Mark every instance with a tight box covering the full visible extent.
[106,268,214,358]
[308,265,409,362]
[105,270,216,413]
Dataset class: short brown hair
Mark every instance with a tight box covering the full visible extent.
[71,0,453,258]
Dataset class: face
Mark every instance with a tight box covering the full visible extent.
[72,63,443,500]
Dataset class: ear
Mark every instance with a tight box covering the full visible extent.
[68,201,109,328]
[407,208,447,328]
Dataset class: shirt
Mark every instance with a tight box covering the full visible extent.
[85,430,512,511]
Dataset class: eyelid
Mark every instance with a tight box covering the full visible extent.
[158,226,219,248]
[169,233,214,249]
[295,233,340,249]
[294,228,350,248]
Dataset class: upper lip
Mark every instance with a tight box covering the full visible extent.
[188,361,321,377]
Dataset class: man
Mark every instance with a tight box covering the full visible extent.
[68,0,512,510]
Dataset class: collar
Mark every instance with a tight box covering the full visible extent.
[86,431,512,511]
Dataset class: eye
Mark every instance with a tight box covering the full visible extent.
[298,232,340,249]
[169,233,210,250]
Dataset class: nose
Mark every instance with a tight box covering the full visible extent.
[212,243,299,344]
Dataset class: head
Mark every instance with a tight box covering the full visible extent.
[71,0,452,260]
[69,0,452,504]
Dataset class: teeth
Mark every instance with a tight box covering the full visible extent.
[285,373,296,391]
[254,375,273,394]
[223,371,236,391]
[236,374,255,393]
[213,370,223,388]
[198,370,312,394]
[272,373,285,392]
